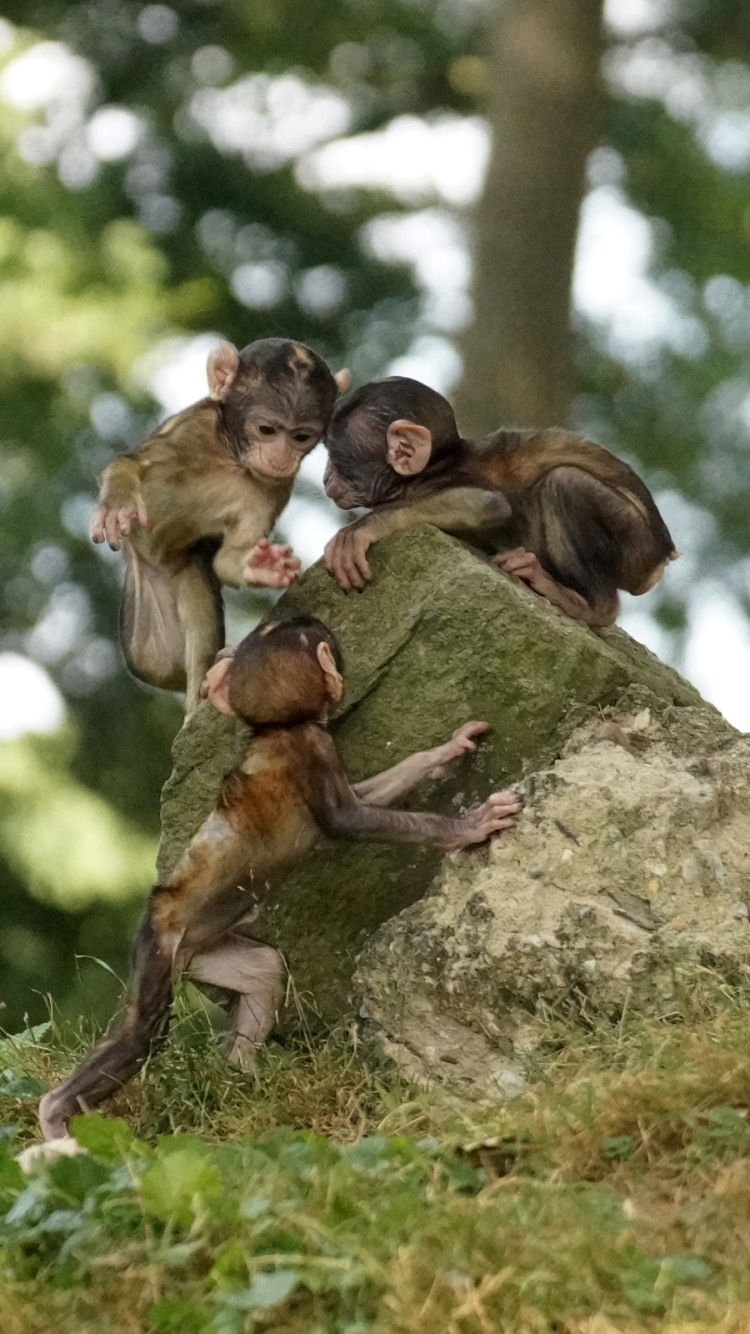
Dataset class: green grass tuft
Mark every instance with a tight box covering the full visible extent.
[2,976,750,1332]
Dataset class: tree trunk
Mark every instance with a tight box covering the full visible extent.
[455,0,605,434]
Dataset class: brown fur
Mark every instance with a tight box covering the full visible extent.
[38,617,521,1140]
[96,339,338,710]
[324,377,676,627]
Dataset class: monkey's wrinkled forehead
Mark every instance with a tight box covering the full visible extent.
[236,337,337,424]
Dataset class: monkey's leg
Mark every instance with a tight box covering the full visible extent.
[38,912,174,1140]
[121,549,188,691]
[187,935,286,1072]
[175,553,225,713]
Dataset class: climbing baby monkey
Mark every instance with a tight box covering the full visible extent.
[92,337,345,711]
[38,616,522,1140]
[323,378,678,627]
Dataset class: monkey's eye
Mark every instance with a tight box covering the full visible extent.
[293,432,314,445]
[258,424,277,436]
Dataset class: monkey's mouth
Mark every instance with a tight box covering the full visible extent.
[248,462,299,482]
[323,476,360,509]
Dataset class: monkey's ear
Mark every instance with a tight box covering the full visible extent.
[317,641,343,702]
[385,420,433,475]
[207,341,241,401]
[334,368,351,393]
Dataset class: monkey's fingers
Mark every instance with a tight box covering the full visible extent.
[324,534,357,592]
[494,547,528,569]
[337,530,372,591]
[90,506,107,544]
[427,724,488,778]
[495,548,538,575]
[334,368,351,392]
[104,509,124,550]
[116,505,143,539]
[452,721,490,742]
[244,565,300,588]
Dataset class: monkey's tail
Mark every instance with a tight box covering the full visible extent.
[38,911,174,1141]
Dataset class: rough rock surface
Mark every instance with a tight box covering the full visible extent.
[357,689,750,1095]
[157,526,743,1073]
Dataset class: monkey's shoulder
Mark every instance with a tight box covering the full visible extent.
[224,725,339,806]
[134,400,226,466]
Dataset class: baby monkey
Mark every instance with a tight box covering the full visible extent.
[323,377,678,627]
[38,616,522,1140]
[92,338,345,711]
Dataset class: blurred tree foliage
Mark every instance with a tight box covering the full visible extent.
[0,0,478,1027]
[2,0,750,1027]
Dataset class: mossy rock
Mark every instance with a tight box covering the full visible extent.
[158,526,723,1021]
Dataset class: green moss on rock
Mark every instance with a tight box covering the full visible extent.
[158,526,720,1021]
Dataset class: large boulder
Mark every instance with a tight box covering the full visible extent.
[158,527,746,1086]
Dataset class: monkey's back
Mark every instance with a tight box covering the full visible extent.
[159,728,324,953]
[468,428,675,558]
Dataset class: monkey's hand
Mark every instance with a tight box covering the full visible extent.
[494,548,552,596]
[243,539,302,588]
[446,790,524,850]
[199,646,236,702]
[323,521,374,592]
[90,495,149,550]
[427,721,489,780]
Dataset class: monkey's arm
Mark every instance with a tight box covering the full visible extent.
[91,455,148,550]
[324,487,511,591]
[352,721,489,806]
[319,788,520,851]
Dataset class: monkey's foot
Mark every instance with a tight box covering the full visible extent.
[224,1032,262,1073]
[17,1135,83,1174]
[38,1088,74,1142]
[493,548,549,594]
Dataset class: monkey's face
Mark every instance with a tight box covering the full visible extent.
[238,405,322,483]
[323,456,370,509]
[208,337,339,482]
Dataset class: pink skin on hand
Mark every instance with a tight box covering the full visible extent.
[243,538,302,588]
[90,499,149,551]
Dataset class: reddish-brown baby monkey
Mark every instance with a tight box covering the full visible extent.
[323,377,678,627]
[38,615,522,1141]
[91,338,346,711]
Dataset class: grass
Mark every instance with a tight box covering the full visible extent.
[1,975,750,1332]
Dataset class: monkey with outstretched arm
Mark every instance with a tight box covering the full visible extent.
[322,377,679,627]
[91,337,346,711]
[38,616,522,1140]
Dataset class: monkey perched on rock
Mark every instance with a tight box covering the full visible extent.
[323,377,678,627]
[91,338,345,710]
[38,616,522,1141]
